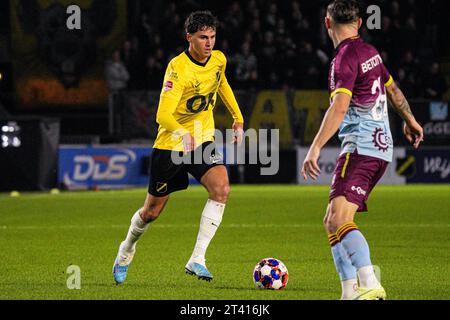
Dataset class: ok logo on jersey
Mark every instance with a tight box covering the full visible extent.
[186,92,215,114]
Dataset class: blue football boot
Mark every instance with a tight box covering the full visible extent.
[185,261,213,281]
[112,243,135,284]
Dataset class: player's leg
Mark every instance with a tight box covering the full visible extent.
[330,196,385,300]
[327,152,386,299]
[346,157,388,300]
[113,194,169,284]
[326,197,381,299]
[323,201,358,300]
[113,147,188,284]
[185,165,229,280]
[194,165,229,260]
[120,193,170,253]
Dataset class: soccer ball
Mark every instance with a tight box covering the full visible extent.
[253,257,289,290]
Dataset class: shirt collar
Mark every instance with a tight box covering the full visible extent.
[184,50,211,67]
[335,35,361,52]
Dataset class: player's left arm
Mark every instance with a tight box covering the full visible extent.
[385,79,424,149]
[218,66,244,144]
[301,93,351,180]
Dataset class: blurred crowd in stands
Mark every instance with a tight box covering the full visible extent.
[105,0,448,99]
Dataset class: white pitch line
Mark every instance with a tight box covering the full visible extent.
[0,223,447,230]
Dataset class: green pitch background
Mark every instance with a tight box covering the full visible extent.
[0,185,449,300]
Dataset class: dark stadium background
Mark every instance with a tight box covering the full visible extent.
[0,0,448,190]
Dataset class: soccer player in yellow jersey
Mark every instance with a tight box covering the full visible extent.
[113,11,244,283]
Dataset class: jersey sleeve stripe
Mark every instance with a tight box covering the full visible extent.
[385,75,394,87]
[330,88,353,100]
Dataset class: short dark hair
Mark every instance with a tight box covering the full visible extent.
[184,10,218,34]
[327,0,361,24]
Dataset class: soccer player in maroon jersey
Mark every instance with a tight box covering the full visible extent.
[302,0,423,299]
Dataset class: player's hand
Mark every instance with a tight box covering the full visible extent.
[403,120,424,149]
[301,146,321,181]
[182,133,196,153]
[232,122,244,145]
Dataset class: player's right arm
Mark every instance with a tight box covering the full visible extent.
[156,61,195,152]
[302,92,351,180]
[385,79,424,149]
[302,45,357,180]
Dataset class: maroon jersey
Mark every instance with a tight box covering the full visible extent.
[329,36,392,105]
[328,36,394,162]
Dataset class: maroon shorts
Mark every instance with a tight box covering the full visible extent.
[329,151,388,212]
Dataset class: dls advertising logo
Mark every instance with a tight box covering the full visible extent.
[59,147,151,189]
[70,152,134,181]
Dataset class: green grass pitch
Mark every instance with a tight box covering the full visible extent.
[0,185,449,300]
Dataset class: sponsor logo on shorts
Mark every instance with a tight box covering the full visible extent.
[209,153,223,164]
[351,185,367,196]
[156,182,168,193]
